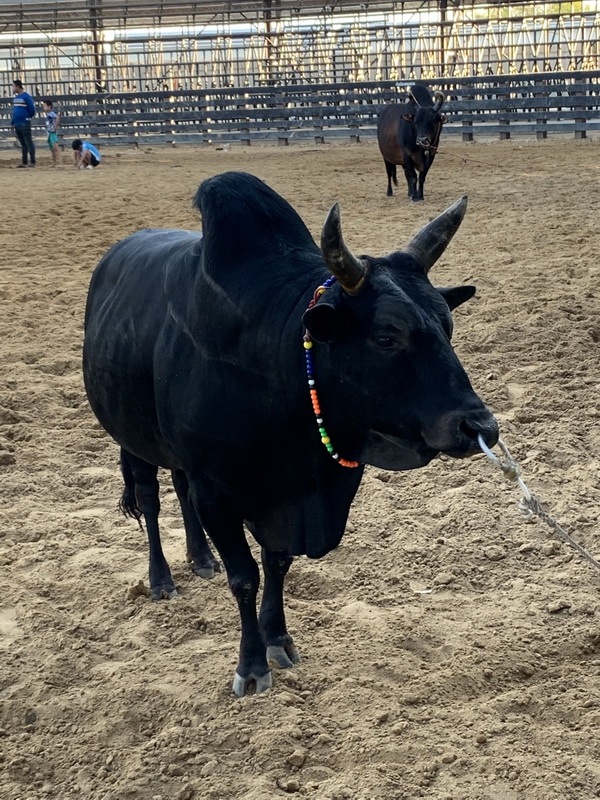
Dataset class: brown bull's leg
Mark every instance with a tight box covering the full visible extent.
[403,162,418,200]
[416,167,429,202]
[384,159,396,196]
[170,468,222,579]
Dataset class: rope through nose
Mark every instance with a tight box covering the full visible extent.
[477,434,600,575]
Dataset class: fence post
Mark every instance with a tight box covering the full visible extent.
[314,109,324,144]
[574,119,587,139]
[536,118,547,140]
[277,107,289,146]
[349,117,360,143]
[536,81,548,140]
[240,124,251,146]
[499,120,510,140]
[461,120,473,142]
[571,82,587,139]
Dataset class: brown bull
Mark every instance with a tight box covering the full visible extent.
[377,84,447,201]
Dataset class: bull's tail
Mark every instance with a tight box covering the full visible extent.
[118,449,143,528]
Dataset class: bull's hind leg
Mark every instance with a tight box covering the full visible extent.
[170,469,222,579]
[120,449,178,600]
[259,549,300,669]
[384,160,397,197]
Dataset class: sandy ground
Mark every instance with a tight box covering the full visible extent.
[1,136,600,800]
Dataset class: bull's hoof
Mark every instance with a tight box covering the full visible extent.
[411,196,424,203]
[151,585,179,601]
[267,643,301,669]
[386,189,393,197]
[191,560,222,580]
[232,670,272,697]
[188,552,222,580]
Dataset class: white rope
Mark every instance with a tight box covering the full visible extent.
[477,434,600,574]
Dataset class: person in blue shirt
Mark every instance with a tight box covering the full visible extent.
[11,79,36,168]
[72,139,101,169]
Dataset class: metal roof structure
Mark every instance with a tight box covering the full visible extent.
[1,0,599,95]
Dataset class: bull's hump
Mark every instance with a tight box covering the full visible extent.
[409,84,433,106]
[127,228,202,246]
[194,171,319,262]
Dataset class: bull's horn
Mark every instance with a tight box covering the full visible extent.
[433,91,445,111]
[321,204,368,294]
[408,90,421,107]
[405,195,467,274]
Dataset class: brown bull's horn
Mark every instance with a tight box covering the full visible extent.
[321,204,368,293]
[405,195,467,274]
[433,91,445,111]
[408,90,421,107]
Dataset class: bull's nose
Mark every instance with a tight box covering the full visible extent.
[459,412,499,450]
[423,407,499,458]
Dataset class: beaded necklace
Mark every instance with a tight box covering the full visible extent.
[303,276,360,469]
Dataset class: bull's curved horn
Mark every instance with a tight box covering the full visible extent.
[321,204,368,294]
[405,195,467,274]
[433,91,445,111]
[408,90,421,108]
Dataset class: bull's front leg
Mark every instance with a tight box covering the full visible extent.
[415,152,433,201]
[415,166,429,201]
[402,161,418,201]
[259,549,301,669]
[187,482,271,696]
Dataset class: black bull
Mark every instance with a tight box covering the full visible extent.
[83,171,498,696]
[377,85,447,201]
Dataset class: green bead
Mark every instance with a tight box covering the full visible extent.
[326,444,334,452]
[318,427,326,435]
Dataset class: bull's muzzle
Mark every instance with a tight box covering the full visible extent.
[423,407,499,458]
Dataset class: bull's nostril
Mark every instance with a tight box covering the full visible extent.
[460,417,499,448]
[459,420,480,441]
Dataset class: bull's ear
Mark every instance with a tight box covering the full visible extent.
[402,113,414,121]
[440,114,448,124]
[438,285,476,310]
[303,303,341,343]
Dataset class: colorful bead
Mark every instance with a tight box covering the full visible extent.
[303,275,360,470]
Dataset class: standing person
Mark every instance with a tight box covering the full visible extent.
[11,79,36,168]
[71,138,101,169]
[42,100,63,168]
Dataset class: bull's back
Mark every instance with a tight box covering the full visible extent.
[83,228,203,466]
[377,104,409,166]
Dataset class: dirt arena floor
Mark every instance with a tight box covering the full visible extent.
[1,135,600,800]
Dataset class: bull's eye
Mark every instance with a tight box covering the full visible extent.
[374,335,395,349]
